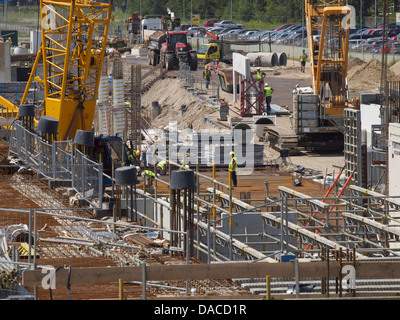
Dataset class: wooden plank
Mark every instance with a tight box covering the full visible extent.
[22,261,328,286]
[24,260,400,287]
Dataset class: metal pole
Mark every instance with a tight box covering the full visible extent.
[295,258,300,299]
[28,208,32,266]
[142,262,146,300]
[207,220,211,263]
[34,208,38,300]
[183,0,185,23]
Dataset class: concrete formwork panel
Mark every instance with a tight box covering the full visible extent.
[389,123,400,197]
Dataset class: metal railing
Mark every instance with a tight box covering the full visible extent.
[179,62,220,104]
[8,121,103,207]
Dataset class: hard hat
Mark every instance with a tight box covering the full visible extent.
[230,151,235,155]
[265,83,269,87]
[135,150,140,156]
[135,166,140,172]
[257,67,260,70]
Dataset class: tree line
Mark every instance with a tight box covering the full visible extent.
[118,0,398,25]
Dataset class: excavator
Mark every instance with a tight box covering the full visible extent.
[265,0,360,153]
[0,0,127,180]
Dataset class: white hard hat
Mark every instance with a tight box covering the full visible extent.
[135,166,140,172]
[265,83,269,87]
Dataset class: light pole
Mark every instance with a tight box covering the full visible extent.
[231,0,233,21]
[183,0,185,23]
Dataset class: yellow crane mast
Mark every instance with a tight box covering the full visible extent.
[2,0,112,141]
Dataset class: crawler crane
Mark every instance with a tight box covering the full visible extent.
[265,0,359,152]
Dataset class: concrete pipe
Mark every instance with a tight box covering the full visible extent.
[254,117,274,139]
[246,52,278,67]
[277,52,287,66]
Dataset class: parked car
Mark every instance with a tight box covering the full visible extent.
[218,27,243,37]
[249,29,274,41]
[187,26,206,37]
[274,23,300,32]
[203,19,221,27]
[215,20,244,29]
[379,42,400,54]
[238,30,259,40]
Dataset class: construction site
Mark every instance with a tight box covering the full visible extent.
[1,0,400,302]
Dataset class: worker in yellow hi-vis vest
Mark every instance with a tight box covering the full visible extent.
[228,151,238,187]
[141,170,156,187]
[264,83,274,114]
[299,49,308,73]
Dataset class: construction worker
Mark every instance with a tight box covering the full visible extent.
[203,65,211,89]
[141,169,156,187]
[255,67,265,81]
[156,160,168,175]
[299,49,308,73]
[228,151,238,188]
[264,83,274,114]
[126,146,140,166]
[180,160,189,171]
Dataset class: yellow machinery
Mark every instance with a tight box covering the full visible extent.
[304,0,358,115]
[266,1,360,152]
[1,0,112,141]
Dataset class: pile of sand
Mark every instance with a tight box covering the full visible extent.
[347,57,366,71]
[390,60,400,75]
[348,59,398,85]
[141,78,219,131]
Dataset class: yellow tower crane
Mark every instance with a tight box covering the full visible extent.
[1,0,112,141]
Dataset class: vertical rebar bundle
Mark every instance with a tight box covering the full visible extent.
[128,64,142,152]
[169,170,197,257]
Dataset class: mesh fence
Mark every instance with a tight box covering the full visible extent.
[8,121,102,207]
[179,62,220,104]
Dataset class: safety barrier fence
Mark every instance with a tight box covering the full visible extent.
[179,62,220,104]
[8,121,103,207]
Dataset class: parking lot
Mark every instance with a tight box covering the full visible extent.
[180,20,400,56]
